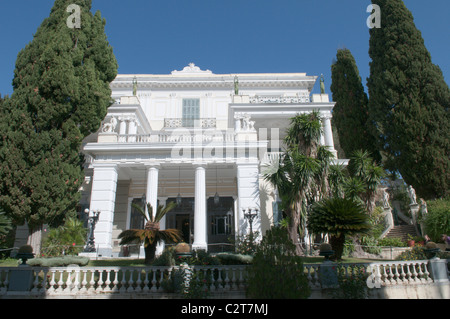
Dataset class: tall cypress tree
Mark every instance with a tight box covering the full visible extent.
[0,0,117,252]
[367,0,450,199]
[330,48,381,163]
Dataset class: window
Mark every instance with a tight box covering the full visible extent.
[182,98,200,127]
[211,215,232,236]
[130,198,145,229]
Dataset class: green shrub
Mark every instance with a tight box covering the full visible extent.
[424,198,450,242]
[232,232,260,255]
[42,217,87,257]
[215,252,253,265]
[377,237,407,247]
[395,247,427,261]
[183,250,220,266]
[331,265,369,299]
[27,256,89,267]
[152,247,177,266]
[246,227,310,299]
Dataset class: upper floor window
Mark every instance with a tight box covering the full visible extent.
[182,98,200,127]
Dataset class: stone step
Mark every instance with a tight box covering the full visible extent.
[385,225,418,241]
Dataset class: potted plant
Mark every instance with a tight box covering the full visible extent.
[407,234,415,247]
[413,236,425,246]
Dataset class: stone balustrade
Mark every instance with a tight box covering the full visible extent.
[112,131,237,144]
[1,259,448,298]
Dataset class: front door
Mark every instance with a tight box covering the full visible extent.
[166,198,194,245]
[176,214,191,244]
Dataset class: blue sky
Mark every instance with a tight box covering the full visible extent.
[0,0,448,96]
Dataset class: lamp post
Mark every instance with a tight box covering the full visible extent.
[243,207,259,236]
[84,209,101,252]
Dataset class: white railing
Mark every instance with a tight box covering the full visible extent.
[0,265,248,296]
[365,260,434,286]
[164,118,217,129]
[0,260,446,297]
[249,95,310,104]
[262,152,284,164]
[117,132,236,144]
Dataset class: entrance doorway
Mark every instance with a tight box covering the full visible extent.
[166,198,194,245]
[176,214,191,243]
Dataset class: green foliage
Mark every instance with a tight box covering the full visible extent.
[231,231,260,255]
[395,246,427,261]
[182,270,210,299]
[118,202,183,264]
[215,252,253,265]
[246,227,311,299]
[367,0,450,200]
[0,0,118,232]
[182,250,221,266]
[42,217,87,256]
[377,237,407,247]
[0,211,12,237]
[308,197,372,260]
[332,265,369,299]
[263,111,331,253]
[424,198,450,241]
[330,48,381,163]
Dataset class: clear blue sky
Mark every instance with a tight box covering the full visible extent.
[0,0,448,96]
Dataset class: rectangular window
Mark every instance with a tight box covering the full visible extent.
[211,215,232,236]
[182,98,200,127]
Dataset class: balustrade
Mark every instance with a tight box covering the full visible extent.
[117,131,236,144]
[0,260,446,297]
[249,95,310,104]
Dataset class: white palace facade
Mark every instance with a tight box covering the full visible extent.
[79,63,341,257]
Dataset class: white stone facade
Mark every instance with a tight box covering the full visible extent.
[79,64,341,257]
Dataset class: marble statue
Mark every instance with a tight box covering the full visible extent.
[102,117,117,133]
[383,189,391,209]
[320,74,325,94]
[407,185,417,205]
[234,76,239,95]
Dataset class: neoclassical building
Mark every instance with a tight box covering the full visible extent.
[79,63,341,257]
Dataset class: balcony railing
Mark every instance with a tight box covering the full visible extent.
[164,118,216,129]
[116,131,236,144]
[249,95,310,104]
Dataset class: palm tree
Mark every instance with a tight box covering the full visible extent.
[307,197,371,260]
[118,202,183,264]
[347,150,385,214]
[264,111,326,254]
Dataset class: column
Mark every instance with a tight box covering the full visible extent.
[156,197,168,256]
[128,118,137,142]
[236,163,261,239]
[88,164,118,257]
[118,118,127,142]
[192,165,207,251]
[323,114,337,157]
[145,165,159,220]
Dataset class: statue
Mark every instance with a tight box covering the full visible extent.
[102,117,117,133]
[407,185,417,205]
[132,76,138,96]
[383,189,391,209]
[420,199,428,215]
[320,74,325,94]
[234,76,239,95]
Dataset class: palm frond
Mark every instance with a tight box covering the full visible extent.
[131,202,149,221]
